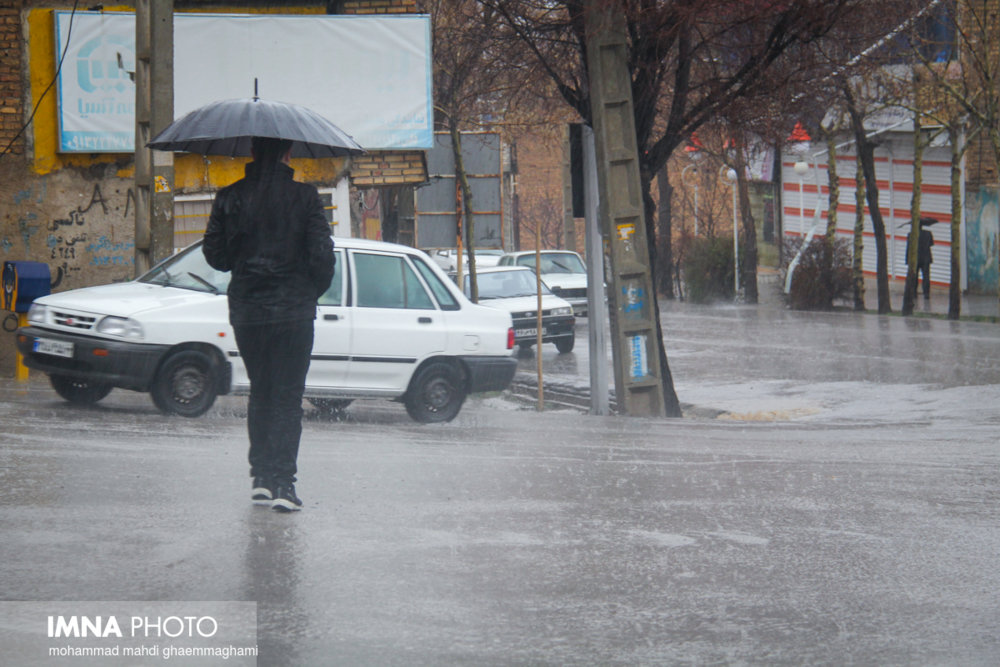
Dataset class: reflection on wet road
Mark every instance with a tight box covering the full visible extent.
[1,287,999,665]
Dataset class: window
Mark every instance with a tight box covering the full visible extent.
[317,250,345,306]
[469,270,550,300]
[354,253,435,310]
[412,256,460,310]
[540,253,585,274]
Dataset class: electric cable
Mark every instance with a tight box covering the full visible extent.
[0,0,82,161]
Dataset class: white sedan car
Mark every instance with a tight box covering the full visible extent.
[455,266,576,353]
[497,250,589,316]
[17,238,517,423]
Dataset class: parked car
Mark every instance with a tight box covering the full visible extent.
[426,247,505,272]
[16,238,517,423]
[454,266,576,353]
[497,250,589,316]
[468,248,504,268]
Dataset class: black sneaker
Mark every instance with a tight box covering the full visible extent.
[272,483,303,513]
[251,477,274,505]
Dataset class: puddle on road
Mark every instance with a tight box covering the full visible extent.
[716,407,822,422]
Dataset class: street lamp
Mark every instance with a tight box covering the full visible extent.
[681,163,699,236]
[723,167,739,296]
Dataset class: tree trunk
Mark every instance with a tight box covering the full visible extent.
[902,115,924,317]
[656,166,675,299]
[449,122,479,302]
[948,125,963,320]
[641,172,683,418]
[852,152,866,311]
[845,86,891,314]
[824,129,840,242]
[733,150,759,304]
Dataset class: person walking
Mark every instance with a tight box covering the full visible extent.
[906,221,935,299]
[203,136,335,512]
[917,226,934,299]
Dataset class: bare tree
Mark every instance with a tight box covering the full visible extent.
[431,0,539,301]
[481,0,902,414]
[906,0,999,318]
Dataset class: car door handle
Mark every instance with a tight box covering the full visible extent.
[324,314,340,321]
[418,317,433,324]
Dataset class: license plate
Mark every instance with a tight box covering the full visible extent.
[515,328,545,338]
[33,338,74,358]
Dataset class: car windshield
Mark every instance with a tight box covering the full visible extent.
[467,270,552,299]
[138,243,231,294]
[516,252,585,274]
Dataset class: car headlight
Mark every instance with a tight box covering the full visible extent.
[551,307,573,316]
[27,303,47,324]
[97,316,144,339]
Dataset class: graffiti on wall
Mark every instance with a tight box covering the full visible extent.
[3,183,136,288]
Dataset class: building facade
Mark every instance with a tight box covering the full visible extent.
[0,0,427,376]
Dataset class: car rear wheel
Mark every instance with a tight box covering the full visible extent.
[49,374,112,405]
[151,350,217,417]
[555,335,575,354]
[404,361,466,423]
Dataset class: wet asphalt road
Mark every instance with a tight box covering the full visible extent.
[2,291,1000,666]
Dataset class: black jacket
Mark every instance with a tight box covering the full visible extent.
[203,161,335,326]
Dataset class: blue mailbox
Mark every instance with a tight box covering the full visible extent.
[2,261,52,313]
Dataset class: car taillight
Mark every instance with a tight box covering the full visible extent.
[506,327,515,350]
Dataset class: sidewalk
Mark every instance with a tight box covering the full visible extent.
[862,276,998,319]
[757,268,998,320]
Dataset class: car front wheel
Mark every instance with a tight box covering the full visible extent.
[404,361,466,423]
[50,374,112,405]
[555,335,575,354]
[151,350,217,417]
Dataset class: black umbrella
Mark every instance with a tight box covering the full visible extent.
[898,216,941,229]
[147,96,364,159]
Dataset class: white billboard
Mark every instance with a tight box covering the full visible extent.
[54,11,433,153]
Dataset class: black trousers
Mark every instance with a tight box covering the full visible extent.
[917,262,931,297]
[233,319,314,484]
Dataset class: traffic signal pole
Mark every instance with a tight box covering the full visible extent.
[584,0,667,417]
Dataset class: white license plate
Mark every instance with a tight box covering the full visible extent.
[515,328,545,338]
[33,338,74,358]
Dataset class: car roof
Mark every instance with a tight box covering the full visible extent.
[334,237,427,254]
[188,236,436,262]
[464,265,532,274]
[503,249,582,257]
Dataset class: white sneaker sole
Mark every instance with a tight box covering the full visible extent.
[272,498,302,512]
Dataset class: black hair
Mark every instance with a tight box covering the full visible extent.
[251,137,293,164]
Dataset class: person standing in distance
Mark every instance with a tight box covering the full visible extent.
[203,136,335,512]
[917,225,934,299]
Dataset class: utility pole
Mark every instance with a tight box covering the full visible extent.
[134,0,174,275]
[561,125,578,252]
[584,0,666,417]
[582,125,610,415]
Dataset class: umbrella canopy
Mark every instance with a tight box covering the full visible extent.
[147,97,364,158]
[898,216,942,229]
